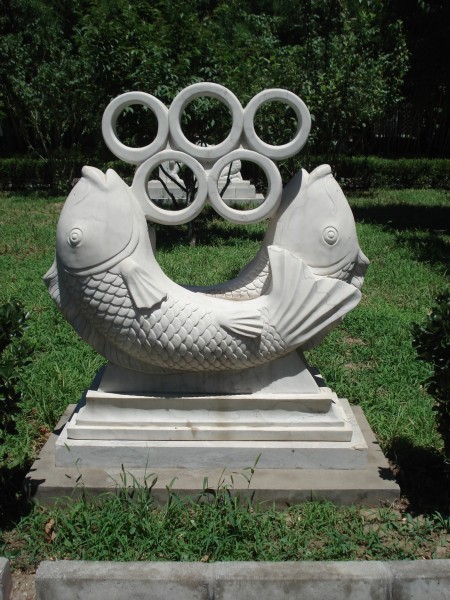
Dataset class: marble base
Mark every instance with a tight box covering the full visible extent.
[66,389,352,442]
[56,398,367,469]
[65,355,353,443]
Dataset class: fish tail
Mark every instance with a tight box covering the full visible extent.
[266,246,361,349]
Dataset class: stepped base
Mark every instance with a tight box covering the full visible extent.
[28,404,399,507]
[56,356,369,470]
[57,397,367,470]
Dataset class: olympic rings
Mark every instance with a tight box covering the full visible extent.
[208,150,282,224]
[131,151,208,225]
[102,84,311,224]
[102,92,169,165]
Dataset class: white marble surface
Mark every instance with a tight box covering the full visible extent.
[66,388,352,442]
[98,352,322,395]
[56,399,367,470]
[45,84,370,471]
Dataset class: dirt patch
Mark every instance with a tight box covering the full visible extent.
[11,571,36,600]
[344,336,366,345]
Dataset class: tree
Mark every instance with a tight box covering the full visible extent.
[0,0,409,187]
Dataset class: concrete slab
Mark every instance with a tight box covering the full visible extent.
[390,560,450,600]
[35,560,450,600]
[25,404,399,507]
[0,558,12,600]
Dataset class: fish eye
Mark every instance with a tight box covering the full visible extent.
[323,226,339,245]
[68,227,83,247]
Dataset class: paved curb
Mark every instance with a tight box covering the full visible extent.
[0,558,12,600]
[35,559,450,600]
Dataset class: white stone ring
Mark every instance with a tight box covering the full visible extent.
[102,92,169,165]
[131,150,208,225]
[208,149,282,223]
[132,149,282,225]
[243,89,312,160]
[103,85,310,223]
[168,82,244,161]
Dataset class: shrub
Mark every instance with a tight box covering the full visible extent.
[0,300,33,442]
[1,156,450,191]
[412,290,450,458]
[300,156,450,190]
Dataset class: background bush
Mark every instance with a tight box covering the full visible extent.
[0,300,33,455]
[1,156,449,192]
[413,290,450,459]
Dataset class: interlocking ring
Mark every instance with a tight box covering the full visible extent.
[102,92,169,165]
[103,85,311,224]
[207,150,282,224]
[168,82,244,161]
[243,89,311,160]
[131,150,208,225]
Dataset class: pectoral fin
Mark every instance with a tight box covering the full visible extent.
[267,246,361,348]
[121,257,167,310]
[221,307,263,339]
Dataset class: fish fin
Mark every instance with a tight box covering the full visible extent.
[267,246,361,348]
[44,257,61,307]
[121,257,167,310]
[221,308,263,339]
[43,257,58,288]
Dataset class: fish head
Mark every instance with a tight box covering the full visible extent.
[56,167,140,273]
[271,164,369,289]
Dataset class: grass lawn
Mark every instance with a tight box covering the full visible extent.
[0,187,449,566]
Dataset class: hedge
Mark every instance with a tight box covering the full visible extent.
[0,156,449,191]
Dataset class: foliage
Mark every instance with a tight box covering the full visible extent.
[2,156,450,192]
[0,300,33,442]
[302,156,450,190]
[0,0,409,188]
[385,0,450,156]
[413,290,450,458]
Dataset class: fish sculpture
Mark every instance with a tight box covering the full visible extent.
[200,164,369,300]
[44,166,363,374]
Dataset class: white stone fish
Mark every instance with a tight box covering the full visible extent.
[44,167,361,373]
[201,164,369,300]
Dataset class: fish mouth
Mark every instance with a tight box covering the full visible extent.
[349,250,370,290]
[311,249,370,290]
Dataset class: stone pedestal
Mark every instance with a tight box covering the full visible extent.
[148,179,264,205]
[56,353,369,470]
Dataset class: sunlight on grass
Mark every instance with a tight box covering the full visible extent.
[0,189,449,563]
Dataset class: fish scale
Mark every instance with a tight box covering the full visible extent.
[62,268,285,372]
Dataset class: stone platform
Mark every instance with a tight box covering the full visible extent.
[26,404,399,507]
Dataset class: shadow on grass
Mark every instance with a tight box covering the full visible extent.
[0,465,34,533]
[353,204,449,270]
[352,204,450,233]
[387,437,449,515]
[153,218,265,251]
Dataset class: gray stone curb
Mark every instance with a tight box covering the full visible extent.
[0,558,12,600]
[35,559,450,600]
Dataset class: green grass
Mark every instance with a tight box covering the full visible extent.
[4,489,449,567]
[0,188,449,565]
